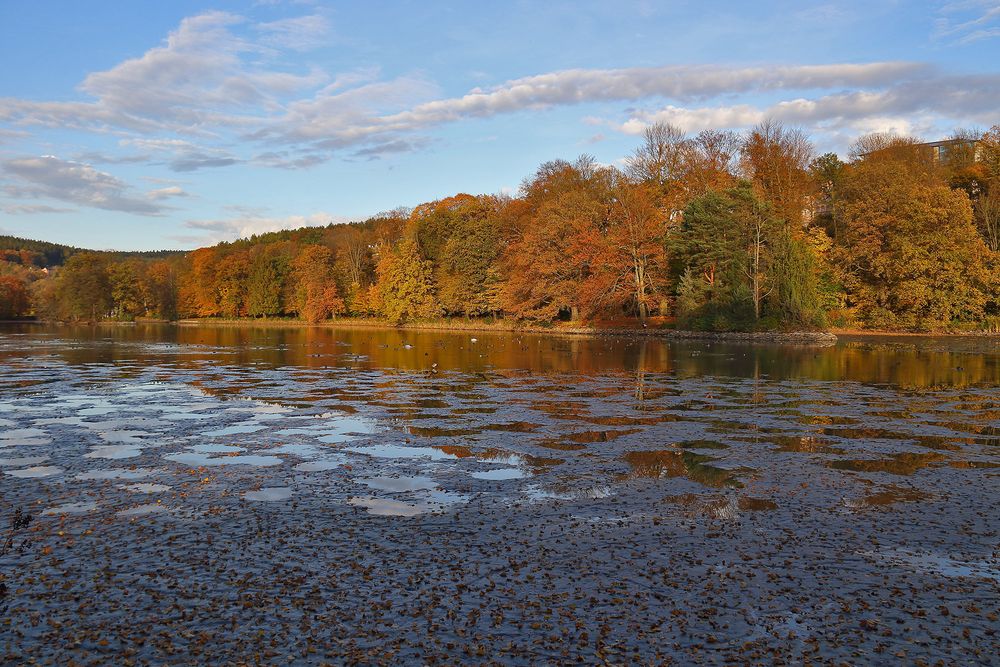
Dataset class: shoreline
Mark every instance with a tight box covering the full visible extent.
[829,327,1000,337]
[168,317,839,344]
[13,317,1000,340]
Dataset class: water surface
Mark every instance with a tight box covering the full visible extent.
[1,322,998,664]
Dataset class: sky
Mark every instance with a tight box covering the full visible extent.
[0,1,998,251]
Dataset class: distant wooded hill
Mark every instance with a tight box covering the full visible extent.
[0,235,184,268]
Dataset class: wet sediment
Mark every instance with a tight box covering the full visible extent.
[0,326,997,664]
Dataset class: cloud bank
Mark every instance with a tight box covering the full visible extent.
[2,10,996,170]
[2,156,171,216]
[1,8,997,243]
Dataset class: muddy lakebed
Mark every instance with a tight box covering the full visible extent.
[1,323,998,664]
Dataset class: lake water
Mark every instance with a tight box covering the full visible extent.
[1,322,998,664]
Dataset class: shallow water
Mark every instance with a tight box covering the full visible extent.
[1,322,998,664]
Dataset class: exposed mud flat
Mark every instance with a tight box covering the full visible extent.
[0,325,998,664]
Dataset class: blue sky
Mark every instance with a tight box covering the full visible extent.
[1,1,998,250]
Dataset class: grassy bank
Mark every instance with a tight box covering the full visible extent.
[171,316,838,343]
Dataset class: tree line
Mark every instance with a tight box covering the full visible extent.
[3,121,1000,331]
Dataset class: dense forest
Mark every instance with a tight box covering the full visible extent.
[3,121,999,331]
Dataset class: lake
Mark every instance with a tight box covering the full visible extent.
[1,322,998,664]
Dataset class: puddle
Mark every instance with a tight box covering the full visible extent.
[348,490,468,516]
[84,445,143,459]
[260,443,324,457]
[621,450,743,488]
[245,487,293,502]
[349,496,425,517]
[0,438,52,447]
[165,452,284,467]
[191,444,246,454]
[797,415,859,425]
[413,399,450,409]
[346,444,462,461]
[861,485,934,506]
[863,549,1000,582]
[947,460,1000,469]
[6,466,64,478]
[472,468,526,481]
[0,428,48,440]
[708,496,778,519]
[120,483,172,493]
[583,415,665,426]
[316,433,362,444]
[484,422,542,433]
[525,484,614,501]
[359,476,438,493]
[98,430,149,443]
[763,435,844,454]
[43,501,99,515]
[536,440,587,451]
[829,452,946,475]
[0,456,49,467]
[406,426,481,437]
[566,429,642,443]
[117,503,167,517]
[676,440,730,450]
[434,445,474,458]
[76,467,160,481]
[203,424,266,437]
[293,460,344,472]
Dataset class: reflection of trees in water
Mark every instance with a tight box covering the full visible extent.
[621,450,743,488]
[4,323,1000,389]
[634,339,646,402]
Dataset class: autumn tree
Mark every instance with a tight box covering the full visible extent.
[429,196,505,317]
[976,188,1000,252]
[291,244,344,323]
[972,125,1000,251]
[501,157,613,321]
[214,251,251,318]
[740,119,814,228]
[809,153,846,236]
[144,259,178,320]
[246,246,290,317]
[672,184,798,329]
[683,129,740,197]
[179,247,222,317]
[409,194,482,263]
[626,123,688,203]
[54,252,112,321]
[625,123,740,217]
[107,260,146,319]
[579,182,670,321]
[832,159,995,329]
[0,275,29,319]
[374,238,440,324]
[333,226,375,313]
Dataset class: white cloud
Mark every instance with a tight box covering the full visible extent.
[0,8,996,180]
[146,186,189,200]
[255,14,331,51]
[122,138,242,172]
[0,11,326,136]
[935,1,1000,43]
[611,73,1000,137]
[2,204,76,215]
[183,211,353,243]
[2,156,168,215]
